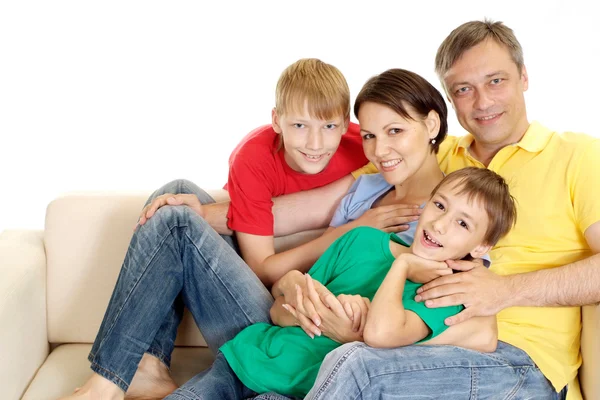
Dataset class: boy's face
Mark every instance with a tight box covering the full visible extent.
[272,105,347,175]
[412,181,492,262]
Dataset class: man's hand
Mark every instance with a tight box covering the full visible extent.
[414,260,511,326]
[136,193,205,228]
[394,253,453,284]
[353,204,422,233]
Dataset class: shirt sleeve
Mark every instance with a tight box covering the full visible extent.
[227,144,278,236]
[571,139,600,234]
[329,177,363,227]
[402,281,463,341]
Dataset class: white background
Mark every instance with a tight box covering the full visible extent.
[1,0,598,233]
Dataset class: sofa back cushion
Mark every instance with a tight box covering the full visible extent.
[44,191,323,345]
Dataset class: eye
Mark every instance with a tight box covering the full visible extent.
[389,128,402,135]
[458,220,469,230]
[293,123,305,129]
[362,133,374,140]
[433,201,445,211]
[455,86,470,95]
[490,78,503,85]
[324,123,337,130]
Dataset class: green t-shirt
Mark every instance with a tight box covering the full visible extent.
[220,226,463,397]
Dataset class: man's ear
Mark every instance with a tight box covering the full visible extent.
[425,110,441,140]
[470,243,492,259]
[521,65,529,92]
[272,108,282,134]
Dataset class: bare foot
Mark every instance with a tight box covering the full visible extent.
[125,353,178,400]
[58,373,124,400]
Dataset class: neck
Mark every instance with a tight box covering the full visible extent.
[470,120,530,167]
[393,153,444,204]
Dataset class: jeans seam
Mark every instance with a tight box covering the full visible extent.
[182,228,260,327]
[92,219,179,379]
[146,348,171,369]
[90,361,129,392]
[504,366,528,400]
[310,343,364,399]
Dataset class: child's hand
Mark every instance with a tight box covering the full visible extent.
[337,294,370,334]
[395,253,452,283]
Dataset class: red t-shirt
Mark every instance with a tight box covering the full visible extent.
[225,122,367,235]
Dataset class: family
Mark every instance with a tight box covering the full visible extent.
[62,19,600,400]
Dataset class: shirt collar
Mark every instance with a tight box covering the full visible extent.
[454,121,553,154]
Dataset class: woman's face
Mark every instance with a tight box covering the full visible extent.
[358,102,438,185]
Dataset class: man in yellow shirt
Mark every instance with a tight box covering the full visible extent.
[304,19,600,400]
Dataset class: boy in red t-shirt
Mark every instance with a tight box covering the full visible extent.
[225,58,367,285]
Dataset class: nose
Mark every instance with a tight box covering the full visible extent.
[374,137,390,158]
[473,88,495,111]
[431,213,450,235]
[306,128,324,151]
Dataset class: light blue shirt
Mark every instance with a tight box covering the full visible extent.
[330,173,491,265]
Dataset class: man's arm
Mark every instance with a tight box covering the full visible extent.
[416,221,600,325]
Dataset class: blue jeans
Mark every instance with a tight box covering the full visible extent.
[88,179,273,393]
[305,341,566,400]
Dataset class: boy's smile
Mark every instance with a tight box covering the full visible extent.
[412,181,491,262]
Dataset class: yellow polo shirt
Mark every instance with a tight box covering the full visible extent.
[354,122,600,399]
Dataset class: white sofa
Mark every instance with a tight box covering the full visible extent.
[1,191,598,399]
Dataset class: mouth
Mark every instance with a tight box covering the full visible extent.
[422,230,443,248]
[379,158,402,172]
[299,151,327,162]
[474,112,503,125]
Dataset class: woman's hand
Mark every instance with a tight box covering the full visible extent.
[352,204,422,233]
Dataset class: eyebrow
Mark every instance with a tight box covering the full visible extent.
[437,193,478,227]
[360,121,406,135]
[450,70,507,89]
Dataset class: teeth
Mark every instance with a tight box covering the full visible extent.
[424,231,442,247]
[304,154,322,159]
[381,159,401,168]
[478,114,497,121]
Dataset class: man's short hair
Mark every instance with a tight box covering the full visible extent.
[431,167,517,246]
[275,58,350,121]
[353,68,448,154]
[435,19,524,79]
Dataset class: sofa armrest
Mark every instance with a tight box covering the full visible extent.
[580,303,599,400]
[0,230,49,400]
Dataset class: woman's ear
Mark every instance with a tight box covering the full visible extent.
[272,108,282,134]
[425,110,441,140]
[470,243,492,260]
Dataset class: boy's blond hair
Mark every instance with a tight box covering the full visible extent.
[275,58,350,121]
[430,167,517,246]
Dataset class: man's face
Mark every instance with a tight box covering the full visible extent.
[443,39,529,148]
[272,105,346,174]
[412,182,491,262]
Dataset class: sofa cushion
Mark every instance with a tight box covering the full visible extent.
[22,344,214,400]
[44,192,324,345]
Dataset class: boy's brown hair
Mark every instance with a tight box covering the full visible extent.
[431,167,517,246]
[353,68,448,153]
[435,19,524,80]
[275,58,350,121]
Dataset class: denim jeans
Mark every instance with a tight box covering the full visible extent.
[88,179,273,393]
[305,341,566,400]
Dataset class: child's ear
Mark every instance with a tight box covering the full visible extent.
[425,110,441,140]
[469,243,492,259]
[342,117,350,134]
[272,108,282,134]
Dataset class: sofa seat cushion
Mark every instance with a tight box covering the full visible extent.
[22,344,215,399]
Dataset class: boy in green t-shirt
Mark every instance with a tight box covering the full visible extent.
[192,167,517,399]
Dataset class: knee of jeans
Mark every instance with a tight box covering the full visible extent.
[160,179,200,195]
[153,204,200,227]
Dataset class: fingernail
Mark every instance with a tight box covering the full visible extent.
[416,288,423,293]
[415,295,422,301]
[314,318,321,326]
[309,333,314,339]
[425,300,433,307]
[282,304,289,311]
[314,329,321,336]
